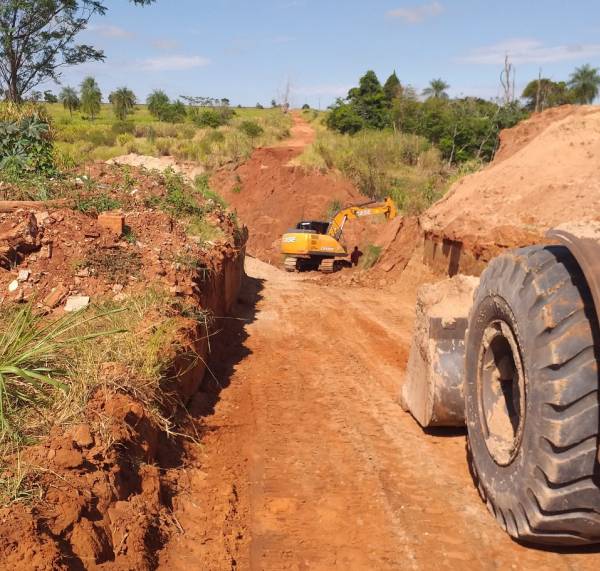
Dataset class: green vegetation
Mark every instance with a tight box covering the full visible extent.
[568,64,600,104]
[0,102,55,177]
[109,87,137,121]
[300,129,446,214]
[360,245,382,270]
[327,70,527,164]
[80,77,102,120]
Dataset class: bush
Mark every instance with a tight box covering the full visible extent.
[239,120,264,139]
[0,102,55,176]
[192,108,230,128]
[300,129,445,210]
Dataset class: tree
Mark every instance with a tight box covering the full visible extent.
[383,71,402,101]
[80,76,101,120]
[0,1,155,103]
[326,100,364,134]
[43,90,58,103]
[347,70,390,129]
[568,64,600,104]
[522,78,573,112]
[109,87,136,120]
[422,78,450,99]
[147,89,170,118]
[302,103,310,110]
[59,86,80,116]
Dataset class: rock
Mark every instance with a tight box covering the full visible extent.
[53,448,84,469]
[41,241,53,259]
[34,211,51,225]
[112,284,124,293]
[64,296,90,312]
[8,280,18,292]
[98,212,125,236]
[75,267,90,278]
[44,285,68,309]
[17,269,30,282]
[71,424,94,449]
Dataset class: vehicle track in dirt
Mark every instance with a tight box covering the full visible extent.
[159,257,600,570]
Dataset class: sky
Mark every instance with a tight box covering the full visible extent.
[45,0,600,108]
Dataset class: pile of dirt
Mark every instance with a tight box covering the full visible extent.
[0,165,246,569]
[419,105,600,276]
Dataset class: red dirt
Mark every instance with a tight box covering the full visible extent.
[0,166,246,570]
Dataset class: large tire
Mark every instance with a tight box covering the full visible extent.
[465,245,600,546]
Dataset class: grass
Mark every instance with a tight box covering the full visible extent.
[46,103,293,170]
[299,128,449,215]
[75,192,122,214]
[360,244,382,269]
[0,291,212,504]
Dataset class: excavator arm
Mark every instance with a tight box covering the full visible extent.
[327,198,397,241]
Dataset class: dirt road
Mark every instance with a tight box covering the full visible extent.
[160,258,600,570]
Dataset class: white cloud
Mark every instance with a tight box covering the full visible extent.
[387,2,443,24]
[89,24,135,39]
[152,39,180,51]
[461,38,600,65]
[141,55,211,71]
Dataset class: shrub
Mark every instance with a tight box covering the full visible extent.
[116,133,135,147]
[0,102,55,176]
[193,108,227,128]
[239,120,264,139]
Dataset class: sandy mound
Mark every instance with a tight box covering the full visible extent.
[419,105,600,272]
[109,154,206,180]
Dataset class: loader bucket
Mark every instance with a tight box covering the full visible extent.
[401,276,479,428]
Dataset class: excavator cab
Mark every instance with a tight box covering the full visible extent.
[294,221,330,235]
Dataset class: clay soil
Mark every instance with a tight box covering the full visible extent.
[158,114,600,569]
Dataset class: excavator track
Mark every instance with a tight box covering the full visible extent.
[284,257,299,272]
[319,258,336,273]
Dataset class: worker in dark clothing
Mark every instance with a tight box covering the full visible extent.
[350,246,363,267]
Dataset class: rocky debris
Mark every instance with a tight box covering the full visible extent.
[64,295,90,312]
[17,269,30,282]
[44,285,68,309]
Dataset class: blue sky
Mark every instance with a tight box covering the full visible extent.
[48,0,600,107]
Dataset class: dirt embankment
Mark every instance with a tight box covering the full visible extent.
[0,166,246,570]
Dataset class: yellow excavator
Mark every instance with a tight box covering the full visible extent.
[281,197,397,273]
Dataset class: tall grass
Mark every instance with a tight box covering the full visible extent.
[299,129,448,214]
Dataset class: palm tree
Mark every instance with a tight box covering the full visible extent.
[568,64,600,104]
[109,87,137,120]
[422,78,450,99]
[80,76,102,120]
[58,87,80,117]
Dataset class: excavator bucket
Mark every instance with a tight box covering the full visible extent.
[401,275,479,428]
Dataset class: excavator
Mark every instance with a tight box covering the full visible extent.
[281,197,397,273]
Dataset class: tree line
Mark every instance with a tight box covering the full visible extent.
[327,65,600,164]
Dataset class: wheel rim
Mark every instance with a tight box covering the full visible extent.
[477,319,526,466]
